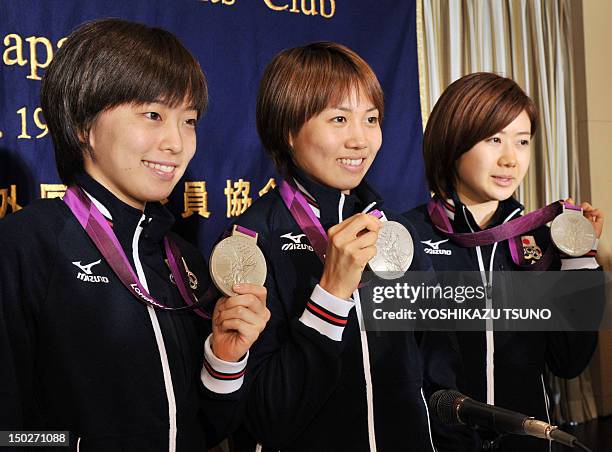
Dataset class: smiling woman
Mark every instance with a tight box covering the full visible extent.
[84,101,198,210]
[226,42,437,452]
[288,89,382,193]
[40,19,207,188]
[0,18,270,451]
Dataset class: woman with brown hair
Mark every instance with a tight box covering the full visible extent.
[404,72,604,451]
[227,42,436,451]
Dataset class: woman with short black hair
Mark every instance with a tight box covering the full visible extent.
[0,18,269,451]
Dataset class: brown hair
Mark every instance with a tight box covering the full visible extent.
[41,18,208,186]
[423,72,538,199]
[256,42,384,173]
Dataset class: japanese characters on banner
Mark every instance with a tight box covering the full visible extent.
[0,0,426,256]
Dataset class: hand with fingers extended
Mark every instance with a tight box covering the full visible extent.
[565,198,605,238]
[211,283,271,362]
[319,212,382,300]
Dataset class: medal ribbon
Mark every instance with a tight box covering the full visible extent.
[221,224,259,240]
[427,197,581,270]
[279,180,328,262]
[235,225,258,238]
[279,179,383,264]
[64,185,211,318]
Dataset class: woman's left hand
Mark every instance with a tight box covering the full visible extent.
[565,198,604,238]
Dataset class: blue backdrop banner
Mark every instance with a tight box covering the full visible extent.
[0,0,428,256]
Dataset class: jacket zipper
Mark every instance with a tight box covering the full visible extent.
[132,216,178,452]
[461,205,521,406]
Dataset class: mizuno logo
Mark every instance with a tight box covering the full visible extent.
[72,259,102,275]
[72,259,109,283]
[421,239,448,250]
[281,232,313,252]
[281,232,306,244]
[421,239,452,255]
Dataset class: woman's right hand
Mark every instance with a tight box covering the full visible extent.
[211,284,270,362]
[319,213,382,299]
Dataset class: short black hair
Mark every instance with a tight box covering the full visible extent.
[41,18,208,185]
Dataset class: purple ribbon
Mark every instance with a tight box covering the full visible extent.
[426,197,580,270]
[369,209,383,219]
[234,224,258,238]
[279,180,329,263]
[220,224,259,241]
[64,186,210,318]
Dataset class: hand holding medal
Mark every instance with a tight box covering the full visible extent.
[211,283,270,362]
[550,199,599,257]
[561,198,604,237]
[428,196,603,267]
[319,213,382,300]
[280,181,414,300]
[579,202,605,239]
[209,225,270,362]
[367,210,414,280]
[210,225,267,296]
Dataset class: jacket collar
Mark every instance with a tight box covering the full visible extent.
[448,192,524,233]
[74,172,175,246]
[288,164,383,227]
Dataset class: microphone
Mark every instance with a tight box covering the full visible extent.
[429,389,580,448]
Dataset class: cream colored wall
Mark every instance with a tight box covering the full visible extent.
[578,0,612,417]
[582,0,612,269]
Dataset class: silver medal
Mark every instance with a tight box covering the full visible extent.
[209,227,267,296]
[550,210,596,257]
[368,220,414,280]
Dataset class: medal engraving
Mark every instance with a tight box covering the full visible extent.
[368,221,414,279]
[550,211,596,257]
[210,234,267,296]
